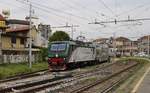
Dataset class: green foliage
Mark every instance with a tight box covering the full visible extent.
[49,31,70,42]
[117,57,150,64]
[40,48,48,61]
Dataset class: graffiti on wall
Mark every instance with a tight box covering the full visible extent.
[2,54,39,63]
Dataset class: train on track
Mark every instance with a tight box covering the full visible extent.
[48,41,110,70]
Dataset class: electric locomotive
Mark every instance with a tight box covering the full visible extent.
[47,41,110,70]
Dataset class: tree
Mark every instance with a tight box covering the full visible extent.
[49,31,70,42]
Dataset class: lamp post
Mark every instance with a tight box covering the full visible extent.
[148,35,150,57]
[29,3,32,68]
[113,32,116,57]
[0,29,6,62]
[16,0,33,68]
[0,30,2,62]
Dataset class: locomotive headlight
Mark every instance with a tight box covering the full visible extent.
[56,54,58,57]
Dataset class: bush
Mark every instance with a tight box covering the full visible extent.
[40,48,48,61]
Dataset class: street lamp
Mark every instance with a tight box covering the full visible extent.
[29,3,32,68]
[0,30,2,62]
[0,29,6,62]
[148,35,150,57]
[16,0,33,68]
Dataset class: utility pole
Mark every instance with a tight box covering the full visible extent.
[71,24,74,39]
[16,0,33,68]
[51,23,79,40]
[29,3,32,68]
[130,41,132,56]
[148,35,150,57]
[113,32,116,58]
[0,30,2,62]
[0,30,5,62]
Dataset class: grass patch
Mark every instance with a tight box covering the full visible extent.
[0,62,48,79]
[117,57,149,63]
[83,76,98,82]
[114,57,150,93]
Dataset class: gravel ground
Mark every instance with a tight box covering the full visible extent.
[0,62,113,91]
[48,61,137,93]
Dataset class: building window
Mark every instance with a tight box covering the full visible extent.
[20,38,24,45]
[11,36,16,44]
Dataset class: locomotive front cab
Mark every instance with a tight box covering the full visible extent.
[48,42,69,70]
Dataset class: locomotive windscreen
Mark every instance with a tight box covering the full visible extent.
[50,43,66,51]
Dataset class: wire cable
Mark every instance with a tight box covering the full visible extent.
[97,0,115,15]
[27,0,90,21]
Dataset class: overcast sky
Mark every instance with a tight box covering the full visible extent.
[0,0,150,40]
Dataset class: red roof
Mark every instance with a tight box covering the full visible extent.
[6,27,29,32]
[0,14,5,21]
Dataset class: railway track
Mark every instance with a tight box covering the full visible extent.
[0,61,111,84]
[0,75,71,93]
[56,61,138,93]
[99,63,140,93]
[0,62,116,93]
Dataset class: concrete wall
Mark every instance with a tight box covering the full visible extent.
[1,54,40,64]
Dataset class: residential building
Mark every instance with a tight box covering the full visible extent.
[0,17,40,63]
[0,14,7,62]
[130,41,138,55]
[93,38,110,44]
[114,37,138,56]
[138,35,150,55]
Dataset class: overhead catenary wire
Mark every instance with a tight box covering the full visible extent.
[54,0,116,22]
[15,1,82,24]
[36,13,64,25]
[29,0,103,32]
[0,0,28,13]
[92,1,149,33]
[60,0,117,23]
[14,0,150,40]
[59,0,150,39]
[17,0,73,23]
[16,0,102,32]
[58,0,79,11]
[115,1,150,17]
[26,0,91,21]
[97,0,115,16]
[58,0,103,18]
[15,0,91,27]
[95,0,150,24]
[57,0,99,21]
[0,0,60,25]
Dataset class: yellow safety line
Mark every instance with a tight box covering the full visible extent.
[131,66,150,93]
